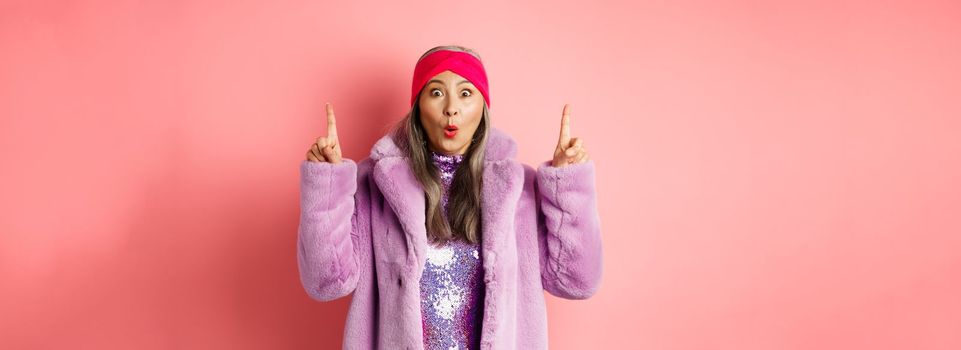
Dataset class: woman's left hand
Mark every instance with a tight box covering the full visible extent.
[551,104,589,168]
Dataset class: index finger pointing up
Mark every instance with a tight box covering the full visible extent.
[326,102,338,140]
[558,103,571,147]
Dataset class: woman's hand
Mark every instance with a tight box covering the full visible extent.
[551,104,589,167]
[306,102,343,164]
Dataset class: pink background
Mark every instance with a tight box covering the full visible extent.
[2,0,960,349]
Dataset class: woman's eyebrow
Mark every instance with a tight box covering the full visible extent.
[428,79,473,86]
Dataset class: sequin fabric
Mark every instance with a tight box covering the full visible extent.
[420,149,485,350]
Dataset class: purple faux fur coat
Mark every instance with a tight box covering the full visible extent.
[297,126,603,349]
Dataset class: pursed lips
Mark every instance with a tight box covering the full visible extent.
[444,125,458,138]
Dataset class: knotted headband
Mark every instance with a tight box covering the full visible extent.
[410,49,491,108]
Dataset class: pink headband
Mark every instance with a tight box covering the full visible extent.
[410,49,490,109]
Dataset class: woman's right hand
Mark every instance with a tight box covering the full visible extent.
[306,102,343,163]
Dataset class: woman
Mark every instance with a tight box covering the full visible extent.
[298,45,602,350]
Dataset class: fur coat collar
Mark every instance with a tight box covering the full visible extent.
[367,127,526,348]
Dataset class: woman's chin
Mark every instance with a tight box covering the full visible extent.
[432,141,466,155]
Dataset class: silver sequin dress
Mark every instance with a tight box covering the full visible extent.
[420,150,485,350]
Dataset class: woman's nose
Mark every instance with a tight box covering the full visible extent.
[444,99,460,117]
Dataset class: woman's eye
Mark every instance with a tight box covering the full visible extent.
[461,90,472,97]
[431,89,442,97]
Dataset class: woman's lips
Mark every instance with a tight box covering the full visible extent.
[444,125,458,138]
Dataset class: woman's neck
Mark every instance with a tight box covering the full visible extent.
[430,149,464,185]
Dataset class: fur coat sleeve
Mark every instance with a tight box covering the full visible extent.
[297,158,371,302]
[534,159,604,299]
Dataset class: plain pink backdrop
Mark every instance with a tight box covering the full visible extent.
[2,0,960,349]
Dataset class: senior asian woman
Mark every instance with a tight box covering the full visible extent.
[298,45,603,350]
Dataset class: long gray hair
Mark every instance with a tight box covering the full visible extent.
[387,45,490,245]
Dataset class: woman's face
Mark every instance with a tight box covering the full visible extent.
[418,70,484,155]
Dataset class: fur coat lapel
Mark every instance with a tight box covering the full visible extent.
[368,127,525,348]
